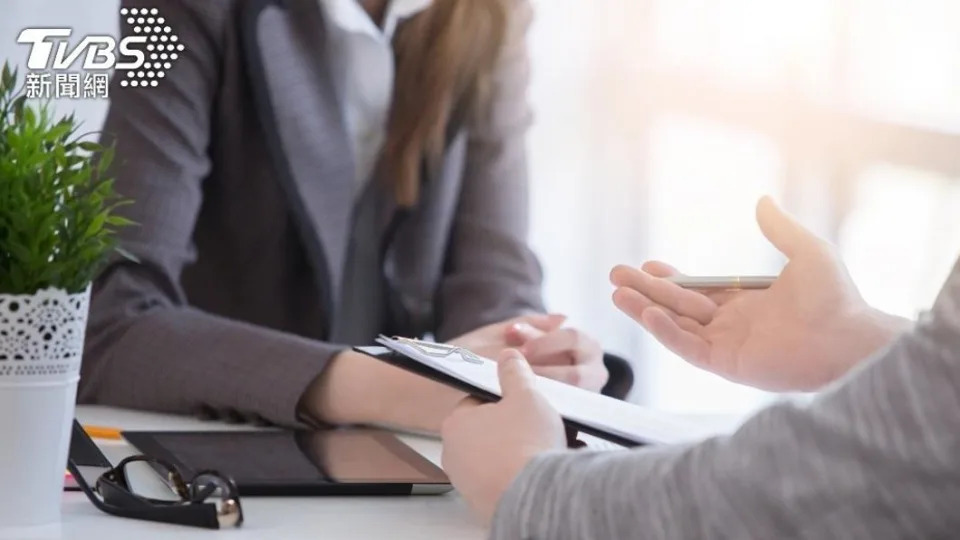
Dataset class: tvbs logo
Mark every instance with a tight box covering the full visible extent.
[17,7,183,89]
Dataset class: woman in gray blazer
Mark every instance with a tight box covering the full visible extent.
[80,0,609,431]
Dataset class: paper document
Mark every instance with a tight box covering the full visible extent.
[374,336,718,446]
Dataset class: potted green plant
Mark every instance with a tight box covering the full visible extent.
[0,62,131,530]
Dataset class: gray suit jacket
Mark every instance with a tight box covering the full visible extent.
[493,257,960,539]
[79,0,543,426]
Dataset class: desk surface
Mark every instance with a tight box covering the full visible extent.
[22,406,744,540]
[57,406,485,540]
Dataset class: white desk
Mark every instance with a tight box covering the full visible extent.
[56,406,486,540]
[3,406,743,540]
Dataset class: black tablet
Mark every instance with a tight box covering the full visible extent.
[122,429,452,496]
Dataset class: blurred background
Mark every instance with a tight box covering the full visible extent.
[4,0,959,415]
[525,0,960,414]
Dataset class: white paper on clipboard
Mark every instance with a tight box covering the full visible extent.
[374,336,718,446]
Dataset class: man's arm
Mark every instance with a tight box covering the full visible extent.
[493,259,960,539]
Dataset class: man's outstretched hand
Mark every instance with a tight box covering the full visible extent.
[611,196,911,392]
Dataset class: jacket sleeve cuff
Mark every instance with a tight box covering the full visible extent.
[489,451,567,539]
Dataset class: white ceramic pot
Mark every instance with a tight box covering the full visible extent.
[0,287,90,529]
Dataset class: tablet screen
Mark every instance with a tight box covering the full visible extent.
[123,429,449,496]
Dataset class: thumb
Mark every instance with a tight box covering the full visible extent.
[497,349,536,398]
[756,196,823,258]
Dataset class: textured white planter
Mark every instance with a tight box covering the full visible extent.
[0,287,90,529]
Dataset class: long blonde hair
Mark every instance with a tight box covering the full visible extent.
[383,0,508,207]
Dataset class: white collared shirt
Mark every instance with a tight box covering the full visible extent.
[318,0,434,194]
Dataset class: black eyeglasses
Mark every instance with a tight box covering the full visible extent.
[67,422,243,530]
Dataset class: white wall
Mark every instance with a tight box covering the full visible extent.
[526,0,649,364]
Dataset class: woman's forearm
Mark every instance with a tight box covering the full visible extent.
[301,350,465,432]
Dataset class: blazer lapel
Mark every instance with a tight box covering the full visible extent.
[242,0,354,323]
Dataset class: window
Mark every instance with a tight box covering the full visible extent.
[841,165,960,319]
[527,0,960,413]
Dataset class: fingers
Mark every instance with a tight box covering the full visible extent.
[610,265,718,324]
[522,327,600,366]
[641,260,681,278]
[610,261,680,286]
[641,308,711,367]
[516,313,567,333]
[453,395,485,413]
[532,364,608,391]
[612,287,704,334]
[502,314,563,348]
[756,196,825,258]
[505,321,545,347]
[611,285,657,319]
[497,349,536,397]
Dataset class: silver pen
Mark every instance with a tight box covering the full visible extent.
[667,276,777,290]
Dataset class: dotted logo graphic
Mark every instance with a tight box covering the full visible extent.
[117,7,184,88]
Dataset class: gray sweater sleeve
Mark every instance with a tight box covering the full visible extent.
[491,258,960,540]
